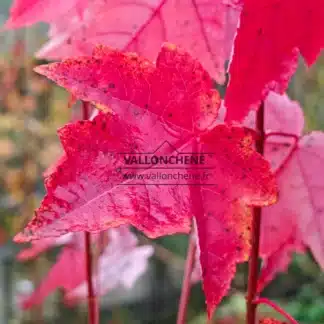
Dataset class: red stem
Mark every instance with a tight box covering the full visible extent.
[254,298,299,324]
[82,101,98,324]
[246,102,265,324]
[82,101,90,119]
[85,232,99,324]
[177,139,202,323]
[176,233,197,324]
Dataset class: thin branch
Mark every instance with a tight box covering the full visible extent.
[176,233,197,324]
[246,102,265,324]
[84,232,99,324]
[82,101,98,324]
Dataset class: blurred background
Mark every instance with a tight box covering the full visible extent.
[0,1,323,323]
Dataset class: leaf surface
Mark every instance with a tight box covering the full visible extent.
[18,44,277,316]
[65,226,153,303]
[17,233,73,261]
[34,43,221,132]
[196,125,276,317]
[22,0,240,83]
[264,132,324,269]
[21,236,86,309]
[258,229,304,293]
[21,227,152,308]
[245,91,303,172]
[225,0,324,121]
[244,92,304,137]
[191,92,305,292]
[15,44,221,241]
[257,93,324,291]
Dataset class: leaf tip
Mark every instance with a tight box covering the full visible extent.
[13,231,31,243]
[33,64,51,76]
[206,304,216,321]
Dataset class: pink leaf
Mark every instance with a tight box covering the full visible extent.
[257,93,324,291]
[268,132,324,269]
[21,235,86,309]
[65,226,153,303]
[258,230,304,293]
[34,43,221,132]
[21,227,152,309]
[15,42,223,240]
[17,44,277,316]
[14,112,193,240]
[196,125,276,317]
[17,233,73,261]
[245,91,304,172]
[225,0,324,121]
[35,0,240,83]
[261,132,324,275]
[244,92,304,137]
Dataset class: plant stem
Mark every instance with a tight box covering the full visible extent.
[253,298,299,324]
[85,232,98,324]
[82,101,90,119]
[82,101,98,324]
[246,102,265,324]
[177,138,202,324]
[176,233,197,324]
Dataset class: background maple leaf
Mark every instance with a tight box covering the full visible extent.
[4,0,240,84]
[224,0,324,121]
[19,227,153,309]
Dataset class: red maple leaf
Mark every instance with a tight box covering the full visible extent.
[260,130,324,283]
[224,0,324,121]
[192,92,305,289]
[5,0,241,84]
[20,227,152,309]
[182,92,315,295]
[15,44,276,317]
[21,234,86,309]
[258,230,305,294]
[17,233,73,261]
[65,226,153,304]
[244,91,324,291]
[209,92,322,292]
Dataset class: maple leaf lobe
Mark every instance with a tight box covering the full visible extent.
[29,44,278,320]
[34,43,221,132]
[194,124,277,318]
